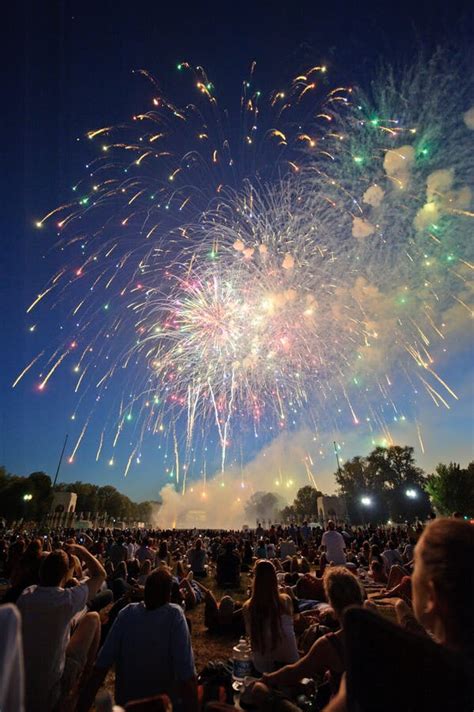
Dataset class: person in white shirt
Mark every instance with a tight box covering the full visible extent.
[321,521,347,566]
[79,567,198,711]
[243,560,299,674]
[403,539,415,563]
[17,545,106,712]
[266,541,276,558]
[186,539,208,578]
[280,538,297,560]
[126,536,136,561]
[0,603,24,712]
[382,541,404,573]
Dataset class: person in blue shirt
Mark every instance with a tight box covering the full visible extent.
[78,566,198,712]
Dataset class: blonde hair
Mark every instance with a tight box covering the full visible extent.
[140,559,152,575]
[248,559,284,654]
[419,518,474,654]
[323,566,364,617]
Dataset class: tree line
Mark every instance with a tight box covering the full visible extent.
[336,445,473,521]
[0,466,157,523]
[1,445,472,525]
[244,445,473,524]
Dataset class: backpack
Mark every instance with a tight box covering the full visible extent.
[197,660,234,707]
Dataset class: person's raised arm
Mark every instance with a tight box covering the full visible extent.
[263,636,331,687]
[66,544,106,599]
[80,531,94,549]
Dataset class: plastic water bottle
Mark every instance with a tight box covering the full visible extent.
[232,637,252,681]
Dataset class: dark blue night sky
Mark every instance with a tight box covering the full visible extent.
[2,0,473,503]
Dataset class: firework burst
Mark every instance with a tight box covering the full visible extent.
[14,52,473,489]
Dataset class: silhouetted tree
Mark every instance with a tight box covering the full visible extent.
[425,462,474,516]
[335,446,430,522]
[293,486,322,521]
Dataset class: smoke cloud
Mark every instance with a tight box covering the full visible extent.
[363,184,385,208]
[352,216,375,238]
[155,429,324,528]
[463,106,474,130]
[383,144,415,188]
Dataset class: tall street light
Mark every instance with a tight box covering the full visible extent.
[360,495,372,525]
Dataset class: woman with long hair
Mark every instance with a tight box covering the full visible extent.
[323,518,474,712]
[243,559,299,673]
[259,566,364,698]
[5,538,44,602]
[137,559,152,586]
[157,539,171,567]
[409,517,474,656]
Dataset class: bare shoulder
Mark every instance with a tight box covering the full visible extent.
[279,593,293,612]
[310,630,345,664]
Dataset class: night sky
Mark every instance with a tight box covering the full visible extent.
[2,0,473,503]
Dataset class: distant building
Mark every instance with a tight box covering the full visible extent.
[317,495,347,525]
[50,492,77,514]
[48,492,77,528]
[179,509,207,528]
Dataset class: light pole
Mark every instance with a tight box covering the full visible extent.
[53,434,69,488]
[360,496,372,526]
[333,441,342,478]
[404,488,418,523]
[22,493,33,521]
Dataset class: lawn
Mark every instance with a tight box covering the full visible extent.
[97,569,254,707]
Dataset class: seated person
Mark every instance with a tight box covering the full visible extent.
[177,571,205,610]
[295,572,326,602]
[280,538,297,560]
[216,541,241,588]
[194,581,244,634]
[157,540,172,568]
[79,567,198,712]
[241,540,254,571]
[370,560,388,585]
[135,538,155,564]
[266,540,276,559]
[357,541,371,568]
[324,518,474,712]
[324,606,473,712]
[321,522,346,568]
[109,537,128,568]
[186,539,207,578]
[106,560,131,601]
[0,603,24,712]
[137,559,152,586]
[255,539,267,559]
[17,544,106,712]
[243,560,299,674]
[370,573,412,604]
[382,540,404,573]
[257,567,364,702]
[4,538,45,602]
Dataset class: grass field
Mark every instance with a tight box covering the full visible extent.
[97,568,254,707]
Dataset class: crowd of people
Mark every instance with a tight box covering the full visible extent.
[0,515,472,711]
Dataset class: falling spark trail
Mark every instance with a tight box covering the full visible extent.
[12,352,44,388]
